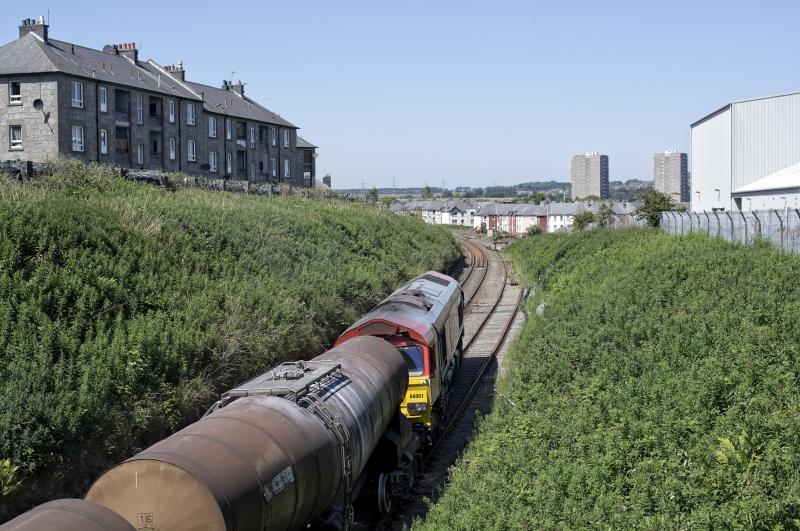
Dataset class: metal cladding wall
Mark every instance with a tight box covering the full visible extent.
[732,93,800,191]
[691,106,732,211]
[0,499,135,531]
[85,336,407,531]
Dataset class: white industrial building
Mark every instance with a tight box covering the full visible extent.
[691,91,800,211]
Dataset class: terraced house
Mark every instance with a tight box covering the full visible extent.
[0,17,317,187]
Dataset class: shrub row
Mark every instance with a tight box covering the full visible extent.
[418,229,800,529]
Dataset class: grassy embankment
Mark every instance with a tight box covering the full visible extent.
[0,160,459,516]
[419,229,800,529]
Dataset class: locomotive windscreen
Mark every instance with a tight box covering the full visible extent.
[397,346,424,376]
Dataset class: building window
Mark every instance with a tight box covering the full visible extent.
[137,144,145,165]
[209,151,218,173]
[226,152,232,174]
[136,94,143,124]
[115,90,130,114]
[9,125,22,150]
[169,137,176,160]
[71,81,84,108]
[100,129,108,155]
[283,129,290,148]
[71,125,84,152]
[226,119,232,140]
[271,127,276,146]
[115,127,129,153]
[99,87,107,112]
[168,100,176,123]
[8,81,21,105]
[186,103,196,125]
[250,126,255,148]
[187,139,196,162]
[250,162,256,180]
[284,159,290,178]
[208,117,217,138]
[271,157,277,177]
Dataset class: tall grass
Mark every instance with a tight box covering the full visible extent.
[418,229,800,529]
[0,160,459,517]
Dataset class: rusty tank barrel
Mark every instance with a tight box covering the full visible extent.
[86,336,407,531]
[0,499,135,531]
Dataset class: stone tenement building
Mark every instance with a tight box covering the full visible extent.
[0,17,317,187]
[653,150,688,203]
[571,152,609,200]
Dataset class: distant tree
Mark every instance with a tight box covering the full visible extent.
[596,202,613,228]
[531,192,547,203]
[634,189,675,228]
[572,210,595,231]
[379,196,393,209]
[421,185,433,199]
[526,224,543,236]
[367,187,379,204]
[441,189,453,198]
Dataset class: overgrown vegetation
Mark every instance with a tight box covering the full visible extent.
[635,188,675,227]
[0,160,459,517]
[418,229,800,529]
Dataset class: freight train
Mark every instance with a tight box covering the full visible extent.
[1,271,464,531]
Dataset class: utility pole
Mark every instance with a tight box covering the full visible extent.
[360,179,366,198]
[392,177,397,189]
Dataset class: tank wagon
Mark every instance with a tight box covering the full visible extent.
[335,271,464,438]
[84,336,418,530]
[0,499,135,531]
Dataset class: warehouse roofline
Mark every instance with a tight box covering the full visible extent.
[691,89,800,128]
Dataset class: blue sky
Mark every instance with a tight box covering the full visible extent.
[4,1,800,188]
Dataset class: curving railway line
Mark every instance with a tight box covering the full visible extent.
[370,236,523,530]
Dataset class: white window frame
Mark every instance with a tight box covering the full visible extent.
[8,81,22,105]
[9,125,22,150]
[71,81,84,108]
[168,100,176,123]
[71,125,84,152]
[208,116,217,138]
[136,94,143,125]
[271,127,276,146]
[283,129,290,148]
[226,153,232,174]
[284,158,290,178]
[137,143,145,165]
[99,87,107,113]
[271,158,277,177]
[250,126,255,148]
[209,151,218,173]
[169,137,176,160]
[100,129,108,155]
[187,139,196,162]
[186,103,196,125]
[226,119,232,140]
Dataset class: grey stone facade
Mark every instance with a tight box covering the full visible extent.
[571,152,609,200]
[0,18,317,186]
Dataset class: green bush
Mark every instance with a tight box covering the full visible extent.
[0,160,459,515]
[418,229,800,529]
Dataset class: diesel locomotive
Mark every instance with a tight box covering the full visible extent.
[0,271,465,531]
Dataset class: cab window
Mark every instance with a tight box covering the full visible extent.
[397,346,425,376]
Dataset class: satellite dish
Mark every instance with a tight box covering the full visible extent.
[33,99,44,111]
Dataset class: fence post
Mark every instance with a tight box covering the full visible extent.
[740,210,748,244]
[752,211,761,240]
[725,211,733,241]
[774,209,784,251]
[712,210,720,237]
[704,211,711,236]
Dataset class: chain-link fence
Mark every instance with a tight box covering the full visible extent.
[661,209,800,252]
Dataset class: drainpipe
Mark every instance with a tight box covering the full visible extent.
[95,83,100,162]
[178,100,182,172]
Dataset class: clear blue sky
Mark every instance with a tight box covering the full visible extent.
[4,1,800,189]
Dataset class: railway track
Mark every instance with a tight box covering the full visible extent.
[371,237,522,530]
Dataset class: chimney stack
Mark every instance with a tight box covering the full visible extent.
[19,16,48,41]
[165,61,186,82]
[112,43,139,63]
[224,80,245,97]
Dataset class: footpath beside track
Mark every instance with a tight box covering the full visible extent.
[375,236,523,530]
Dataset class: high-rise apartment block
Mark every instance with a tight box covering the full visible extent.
[653,150,688,203]
[571,152,609,200]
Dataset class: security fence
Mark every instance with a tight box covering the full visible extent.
[661,209,800,252]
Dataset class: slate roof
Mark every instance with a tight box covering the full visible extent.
[185,80,296,127]
[297,137,318,149]
[0,32,299,127]
[0,33,200,100]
